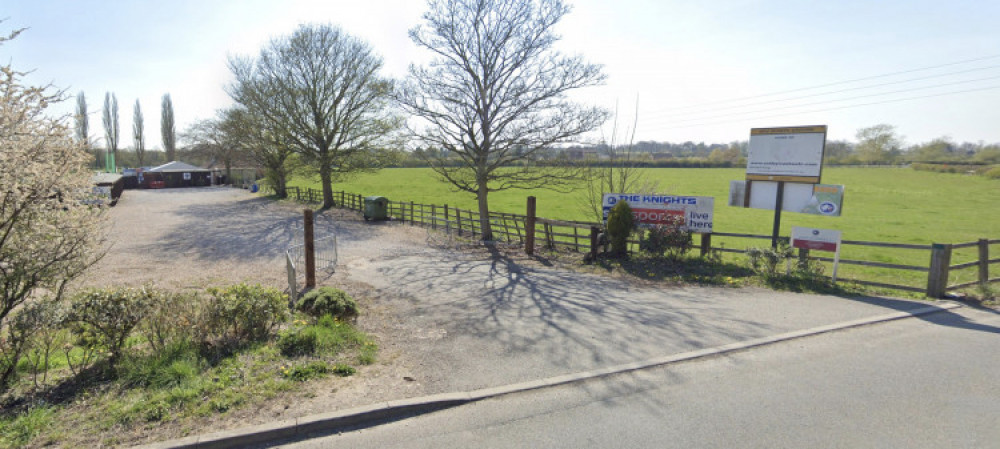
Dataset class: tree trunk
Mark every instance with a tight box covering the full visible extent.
[320,164,334,209]
[275,170,288,199]
[477,183,493,241]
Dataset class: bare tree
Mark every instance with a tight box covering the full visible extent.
[182,111,245,183]
[580,98,658,222]
[221,107,298,198]
[74,90,99,168]
[132,99,145,167]
[102,92,119,172]
[397,0,608,240]
[161,93,176,162]
[228,24,400,208]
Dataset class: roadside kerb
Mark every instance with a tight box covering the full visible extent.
[134,302,961,449]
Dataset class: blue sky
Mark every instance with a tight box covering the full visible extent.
[4,0,999,150]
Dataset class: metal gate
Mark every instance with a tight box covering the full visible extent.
[286,234,338,302]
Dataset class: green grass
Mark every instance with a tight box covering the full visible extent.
[291,167,1000,292]
[0,314,377,448]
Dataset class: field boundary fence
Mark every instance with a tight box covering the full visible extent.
[282,186,997,298]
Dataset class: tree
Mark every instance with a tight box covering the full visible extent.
[75,91,98,168]
[182,112,242,183]
[102,92,119,172]
[908,137,956,162]
[228,24,400,209]
[396,0,608,240]
[161,93,176,162]
[855,124,902,164]
[1,28,105,388]
[132,99,146,167]
[220,107,298,198]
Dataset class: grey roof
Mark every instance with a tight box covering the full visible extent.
[92,173,123,184]
[147,161,210,173]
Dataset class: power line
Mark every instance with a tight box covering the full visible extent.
[644,74,1000,126]
[639,53,1000,115]
[639,84,1000,132]
[640,64,1000,120]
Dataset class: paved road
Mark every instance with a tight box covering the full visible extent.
[276,306,1000,449]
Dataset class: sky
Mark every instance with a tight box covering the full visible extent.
[5,0,1000,151]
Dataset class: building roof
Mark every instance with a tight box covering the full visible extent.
[92,173,123,185]
[147,161,210,173]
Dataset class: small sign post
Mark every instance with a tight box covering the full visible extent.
[791,226,842,281]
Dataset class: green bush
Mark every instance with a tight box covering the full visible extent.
[67,286,155,367]
[204,284,288,343]
[296,287,358,321]
[985,166,1000,179]
[639,216,692,259]
[138,290,204,353]
[277,327,318,357]
[605,201,635,256]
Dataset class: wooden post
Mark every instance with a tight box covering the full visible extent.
[445,204,450,234]
[927,243,952,298]
[771,181,785,249]
[573,226,579,252]
[700,233,713,257]
[431,205,437,230]
[979,239,990,290]
[304,209,316,289]
[525,196,537,256]
[590,226,600,261]
[410,201,415,225]
[545,223,554,249]
[456,208,463,236]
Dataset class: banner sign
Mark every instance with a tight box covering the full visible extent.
[729,181,844,217]
[602,193,714,233]
[746,125,827,183]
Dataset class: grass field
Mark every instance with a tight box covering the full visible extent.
[291,167,999,293]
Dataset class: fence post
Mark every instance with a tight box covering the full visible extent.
[979,239,990,290]
[304,209,316,289]
[589,226,600,262]
[456,208,463,236]
[410,202,415,225]
[927,243,952,298]
[445,205,450,234]
[700,233,713,257]
[525,196,536,255]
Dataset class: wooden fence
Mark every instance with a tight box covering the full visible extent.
[283,186,998,298]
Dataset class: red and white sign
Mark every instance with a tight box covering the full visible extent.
[791,227,841,252]
[791,226,842,281]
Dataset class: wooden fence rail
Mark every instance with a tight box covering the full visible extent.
[281,186,997,298]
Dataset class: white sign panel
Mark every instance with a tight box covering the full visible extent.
[746,126,827,182]
[791,227,841,252]
[791,226,843,281]
[602,193,714,233]
[729,181,844,217]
